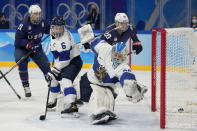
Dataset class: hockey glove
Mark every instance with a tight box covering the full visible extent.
[123,80,147,103]
[132,42,143,55]
[51,67,62,81]
[26,42,39,53]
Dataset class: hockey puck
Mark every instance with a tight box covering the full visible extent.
[39,115,46,120]
[178,108,184,113]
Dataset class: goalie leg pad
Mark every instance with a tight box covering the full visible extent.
[88,84,117,124]
[78,73,93,102]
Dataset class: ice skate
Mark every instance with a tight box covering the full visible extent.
[47,92,60,110]
[47,98,57,109]
[61,103,79,118]
[23,84,31,97]
[91,110,117,124]
[75,99,84,107]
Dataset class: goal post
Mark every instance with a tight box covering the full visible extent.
[151,27,197,129]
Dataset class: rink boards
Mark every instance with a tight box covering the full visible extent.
[0,30,152,70]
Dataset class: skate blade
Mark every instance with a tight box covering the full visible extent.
[21,97,34,101]
[61,112,80,118]
[47,108,56,112]
[92,115,110,124]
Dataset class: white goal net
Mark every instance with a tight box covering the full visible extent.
[151,27,197,129]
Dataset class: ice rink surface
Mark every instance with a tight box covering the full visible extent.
[0,67,195,131]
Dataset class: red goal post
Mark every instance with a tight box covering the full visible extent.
[151,27,197,129]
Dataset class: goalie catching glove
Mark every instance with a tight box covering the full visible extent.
[123,80,147,103]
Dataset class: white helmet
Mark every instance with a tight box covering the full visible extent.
[28,4,42,24]
[115,13,129,32]
[115,13,129,23]
[29,4,41,15]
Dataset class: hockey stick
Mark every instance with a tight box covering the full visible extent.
[0,34,50,79]
[127,50,136,56]
[40,80,51,121]
[0,70,21,99]
[94,26,121,38]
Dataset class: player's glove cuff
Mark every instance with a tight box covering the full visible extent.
[51,66,61,76]
[26,42,39,53]
[133,41,143,55]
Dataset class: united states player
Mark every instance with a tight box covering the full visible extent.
[76,25,147,124]
[46,16,82,116]
[14,4,50,97]
[101,13,143,55]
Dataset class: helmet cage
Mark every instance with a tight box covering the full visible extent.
[50,16,65,38]
[111,42,128,68]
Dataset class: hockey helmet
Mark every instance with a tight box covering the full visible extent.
[50,16,65,38]
[111,42,128,68]
[114,13,129,32]
[28,4,42,24]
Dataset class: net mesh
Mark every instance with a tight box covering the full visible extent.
[155,28,197,129]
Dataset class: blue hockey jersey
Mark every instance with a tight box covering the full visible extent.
[14,16,50,49]
[100,25,140,45]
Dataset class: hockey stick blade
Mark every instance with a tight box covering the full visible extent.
[39,115,46,120]
[39,80,51,121]
[0,70,21,100]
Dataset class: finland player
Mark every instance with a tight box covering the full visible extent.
[46,16,82,116]
[14,4,50,97]
[101,13,143,55]
[76,25,147,124]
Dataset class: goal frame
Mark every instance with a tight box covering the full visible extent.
[151,28,166,129]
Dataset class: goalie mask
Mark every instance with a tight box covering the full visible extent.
[28,4,42,24]
[115,13,129,32]
[111,42,128,69]
[50,16,65,38]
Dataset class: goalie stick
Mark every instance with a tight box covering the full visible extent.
[0,70,21,99]
[0,34,50,79]
[95,26,121,38]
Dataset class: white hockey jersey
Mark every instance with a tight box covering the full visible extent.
[50,29,80,70]
[87,39,136,88]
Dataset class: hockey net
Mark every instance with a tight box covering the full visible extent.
[151,28,197,129]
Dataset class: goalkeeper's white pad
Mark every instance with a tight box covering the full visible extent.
[78,24,95,44]
[88,84,115,115]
